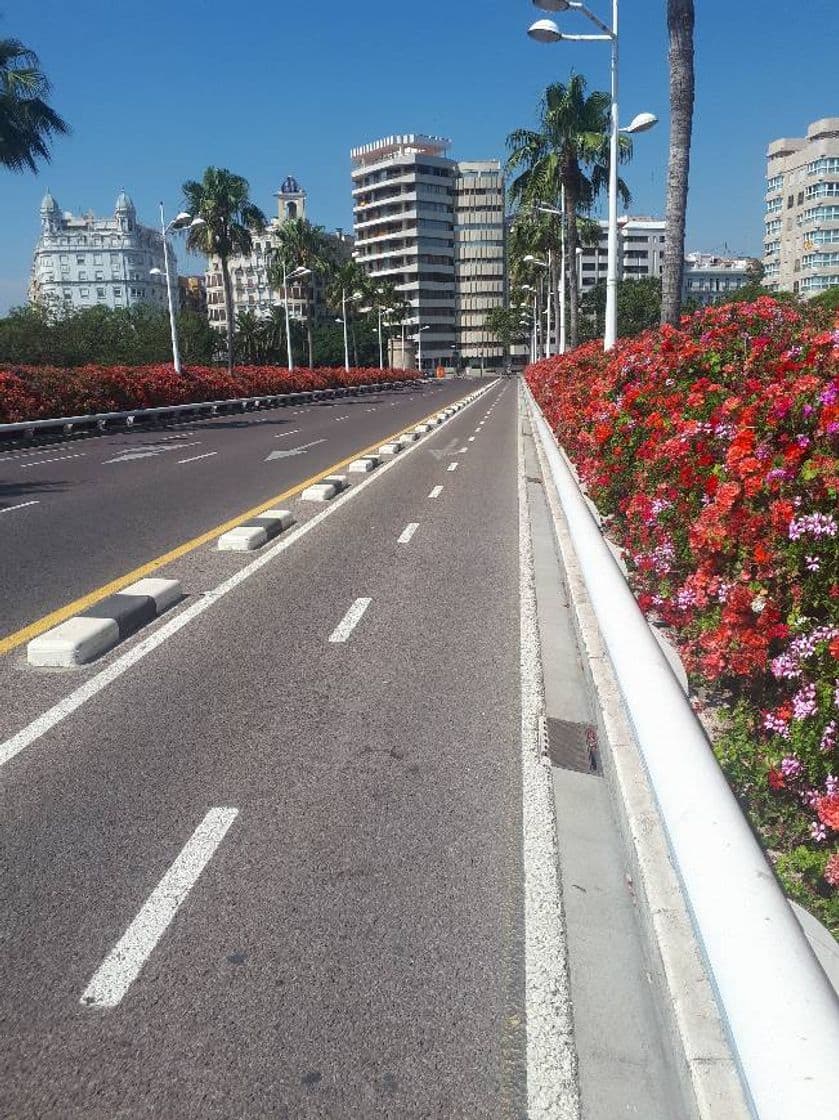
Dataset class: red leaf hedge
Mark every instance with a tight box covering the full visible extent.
[0,363,420,423]
[527,298,839,910]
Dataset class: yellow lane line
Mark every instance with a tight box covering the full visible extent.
[0,386,475,656]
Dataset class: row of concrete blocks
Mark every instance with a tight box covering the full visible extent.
[27,578,183,667]
[25,392,481,666]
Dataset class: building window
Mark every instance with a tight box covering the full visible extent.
[78,271,87,281]
[80,288,89,298]
[114,288,123,298]
[76,255,85,264]
[97,287,106,298]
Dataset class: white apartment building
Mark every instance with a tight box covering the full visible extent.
[764,117,839,297]
[577,215,666,289]
[206,176,351,332]
[351,135,505,370]
[30,190,170,312]
[683,253,752,304]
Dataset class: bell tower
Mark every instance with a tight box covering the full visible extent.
[275,175,306,223]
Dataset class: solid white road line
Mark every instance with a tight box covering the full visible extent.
[19,453,85,469]
[80,807,238,1009]
[397,523,419,544]
[428,485,443,498]
[0,500,40,514]
[518,389,579,1116]
[328,597,371,643]
[178,452,218,464]
[447,462,458,472]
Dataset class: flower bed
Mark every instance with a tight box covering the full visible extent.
[527,298,839,933]
[0,363,420,423]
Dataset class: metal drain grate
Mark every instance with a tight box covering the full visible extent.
[541,715,600,774]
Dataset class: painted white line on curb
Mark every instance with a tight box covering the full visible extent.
[0,382,497,772]
[19,453,85,469]
[178,452,218,465]
[428,485,443,499]
[447,462,458,472]
[397,523,419,544]
[518,391,579,1118]
[80,807,238,1009]
[328,597,371,643]
[0,500,40,514]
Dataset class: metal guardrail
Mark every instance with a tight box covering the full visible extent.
[527,386,839,1119]
[0,376,432,443]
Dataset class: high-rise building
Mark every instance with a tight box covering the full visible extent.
[764,118,839,297]
[576,216,666,290]
[29,190,170,312]
[351,135,506,370]
[682,254,753,305]
[205,176,351,332]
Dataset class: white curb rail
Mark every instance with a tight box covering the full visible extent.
[27,578,182,666]
[526,387,839,1119]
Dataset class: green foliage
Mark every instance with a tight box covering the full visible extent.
[775,847,839,938]
[0,303,219,366]
[808,285,839,312]
[0,35,69,172]
[485,306,529,349]
[579,277,663,341]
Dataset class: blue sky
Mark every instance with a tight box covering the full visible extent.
[2,0,837,312]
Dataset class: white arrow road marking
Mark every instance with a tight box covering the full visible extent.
[178,452,218,464]
[0,500,40,514]
[329,597,371,643]
[265,438,326,462]
[428,438,460,460]
[104,442,201,464]
[80,807,238,1009]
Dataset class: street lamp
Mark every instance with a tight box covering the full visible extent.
[151,205,205,374]
[281,263,310,368]
[524,253,552,358]
[519,283,539,363]
[528,0,657,350]
[412,324,430,372]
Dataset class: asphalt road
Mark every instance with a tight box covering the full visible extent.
[0,378,477,640]
[0,379,536,1118]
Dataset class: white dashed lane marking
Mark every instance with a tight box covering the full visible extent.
[0,500,40,514]
[178,452,218,464]
[397,523,419,544]
[328,597,372,643]
[80,807,239,1009]
[428,485,443,498]
[447,462,458,472]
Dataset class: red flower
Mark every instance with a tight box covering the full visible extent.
[817,795,839,832]
[768,768,785,791]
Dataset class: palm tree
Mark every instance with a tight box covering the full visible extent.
[267,218,336,367]
[182,167,266,372]
[507,75,631,349]
[0,36,68,172]
[661,0,695,326]
[234,310,264,364]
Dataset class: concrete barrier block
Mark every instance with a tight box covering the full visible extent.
[323,474,347,491]
[413,424,431,434]
[28,616,119,667]
[378,443,401,456]
[348,458,376,473]
[301,482,337,501]
[257,509,295,530]
[217,525,269,552]
[122,578,182,613]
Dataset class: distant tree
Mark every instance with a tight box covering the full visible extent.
[0,36,68,172]
[807,285,839,313]
[507,75,632,348]
[182,167,266,373]
[485,306,529,354]
[579,277,663,341]
[745,257,765,285]
[661,0,695,325]
[267,218,337,368]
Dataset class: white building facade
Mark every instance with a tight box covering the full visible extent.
[351,135,505,370]
[764,117,839,297]
[577,216,666,290]
[683,253,753,304]
[30,191,171,312]
[206,176,351,333]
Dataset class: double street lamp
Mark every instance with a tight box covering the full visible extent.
[150,204,205,374]
[523,253,552,358]
[281,262,311,369]
[528,0,657,351]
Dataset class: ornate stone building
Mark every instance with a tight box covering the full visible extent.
[30,191,171,312]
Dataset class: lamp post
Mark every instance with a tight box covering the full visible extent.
[281,262,311,368]
[340,288,350,370]
[536,190,566,354]
[520,284,538,363]
[528,1,656,350]
[524,253,552,357]
[414,324,430,371]
[151,205,205,374]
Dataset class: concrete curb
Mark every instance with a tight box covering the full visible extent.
[524,393,753,1120]
[27,578,182,667]
[217,509,295,552]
